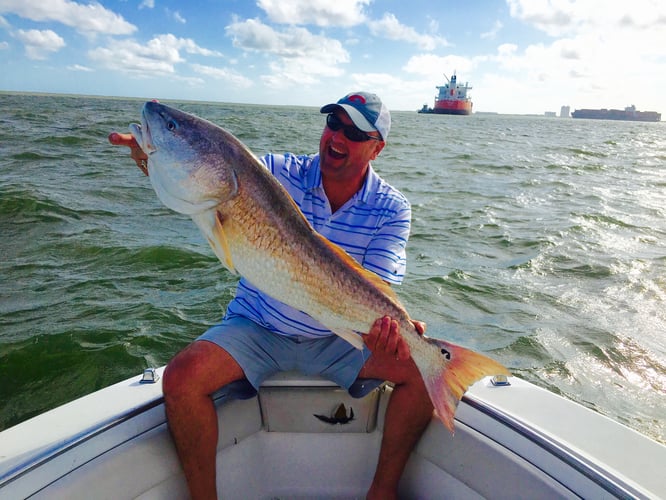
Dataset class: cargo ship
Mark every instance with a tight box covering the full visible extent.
[571,105,660,122]
[418,72,472,115]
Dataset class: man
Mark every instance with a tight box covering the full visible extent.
[110,92,432,500]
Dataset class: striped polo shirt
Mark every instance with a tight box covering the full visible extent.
[224,152,411,339]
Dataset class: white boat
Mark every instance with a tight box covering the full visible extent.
[0,367,664,499]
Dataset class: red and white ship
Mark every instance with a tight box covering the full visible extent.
[419,72,473,115]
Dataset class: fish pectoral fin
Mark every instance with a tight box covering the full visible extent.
[191,210,237,274]
[332,328,365,350]
[211,211,236,273]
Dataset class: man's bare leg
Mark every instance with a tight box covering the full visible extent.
[360,317,434,500]
[162,340,245,500]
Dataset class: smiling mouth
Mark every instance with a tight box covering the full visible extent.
[328,144,346,160]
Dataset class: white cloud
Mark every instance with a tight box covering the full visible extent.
[163,34,222,57]
[403,53,475,79]
[368,13,448,51]
[226,17,349,62]
[225,17,350,89]
[350,72,405,88]
[139,0,154,10]
[191,63,253,88]
[257,0,370,27]
[167,9,186,24]
[15,28,65,59]
[67,63,92,71]
[0,0,136,35]
[486,0,666,112]
[481,20,503,40]
[507,0,666,36]
[88,34,220,76]
[506,0,575,36]
[262,55,346,89]
[343,71,432,112]
[0,40,8,49]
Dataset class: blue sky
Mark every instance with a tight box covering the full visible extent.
[1,0,664,114]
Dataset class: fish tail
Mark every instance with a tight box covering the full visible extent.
[419,338,510,433]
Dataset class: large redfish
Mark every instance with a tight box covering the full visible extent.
[127,101,509,431]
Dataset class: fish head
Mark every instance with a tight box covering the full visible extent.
[129,101,240,215]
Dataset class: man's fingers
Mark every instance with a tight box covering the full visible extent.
[385,318,400,354]
[108,132,149,175]
[108,132,138,148]
[396,337,411,361]
[363,318,382,350]
[364,316,418,362]
[413,320,426,336]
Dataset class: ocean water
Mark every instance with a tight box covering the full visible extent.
[0,92,664,444]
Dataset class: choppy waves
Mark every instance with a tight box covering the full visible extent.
[1,93,664,442]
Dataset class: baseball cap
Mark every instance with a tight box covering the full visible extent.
[320,92,391,141]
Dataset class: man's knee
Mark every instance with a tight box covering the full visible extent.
[162,348,195,399]
[162,340,245,399]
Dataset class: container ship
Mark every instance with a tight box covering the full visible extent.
[418,72,472,115]
[571,105,660,122]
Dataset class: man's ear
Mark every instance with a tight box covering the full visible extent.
[371,141,385,160]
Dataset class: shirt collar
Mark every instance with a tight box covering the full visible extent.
[305,154,322,190]
[308,154,377,205]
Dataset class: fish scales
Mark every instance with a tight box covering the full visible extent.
[129,101,510,431]
[216,151,403,333]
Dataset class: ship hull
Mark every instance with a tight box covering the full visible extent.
[433,99,472,115]
[572,108,660,122]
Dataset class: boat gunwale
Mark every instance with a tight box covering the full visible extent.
[0,395,166,490]
[461,391,651,499]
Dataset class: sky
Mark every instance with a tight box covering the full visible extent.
[1,0,665,114]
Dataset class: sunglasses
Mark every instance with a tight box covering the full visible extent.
[326,113,381,142]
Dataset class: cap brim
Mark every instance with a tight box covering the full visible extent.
[320,103,376,133]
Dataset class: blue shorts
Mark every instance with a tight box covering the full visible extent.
[198,315,383,399]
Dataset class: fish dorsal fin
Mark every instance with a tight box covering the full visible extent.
[317,233,400,304]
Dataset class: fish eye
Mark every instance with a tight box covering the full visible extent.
[166,119,178,131]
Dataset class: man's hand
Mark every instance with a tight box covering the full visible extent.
[108,132,149,176]
[363,316,426,362]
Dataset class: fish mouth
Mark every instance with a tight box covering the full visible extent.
[128,104,158,156]
[140,107,157,154]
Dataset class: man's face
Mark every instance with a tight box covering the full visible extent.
[319,110,385,183]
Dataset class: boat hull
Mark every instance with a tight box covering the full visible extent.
[1,369,664,499]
